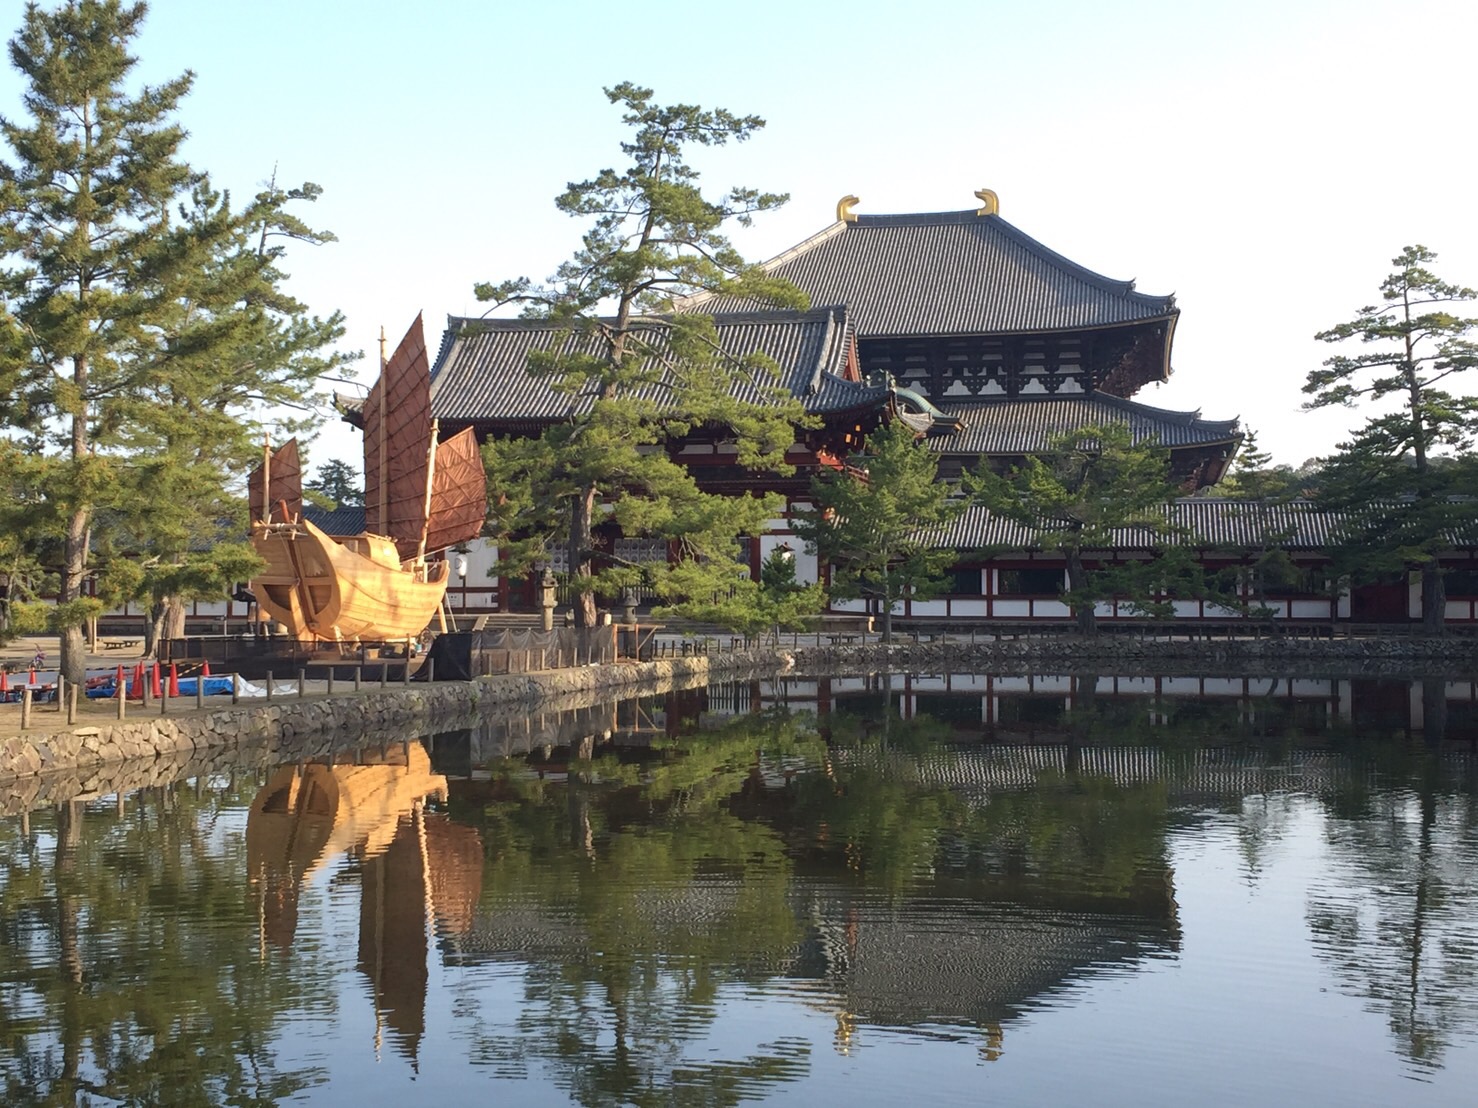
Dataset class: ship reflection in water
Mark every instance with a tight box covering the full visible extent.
[246,743,483,1066]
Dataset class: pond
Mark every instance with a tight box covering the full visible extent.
[2,671,1477,1105]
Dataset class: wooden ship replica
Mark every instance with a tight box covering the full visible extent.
[247,316,487,643]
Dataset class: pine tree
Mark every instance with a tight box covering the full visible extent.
[305,458,363,510]
[966,424,1183,635]
[793,420,959,643]
[1305,245,1478,633]
[475,83,807,627]
[0,2,350,675]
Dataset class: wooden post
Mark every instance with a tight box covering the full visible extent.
[265,670,273,702]
[20,687,31,729]
[159,683,167,715]
[381,663,388,689]
[326,669,334,697]
[427,658,435,683]
[231,674,240,705]
[196,674,204,710]
[67,685,78,725]
[117,685,125,720]
[56,674,65,713]
[298,669,306,699]
[354,668,362,692]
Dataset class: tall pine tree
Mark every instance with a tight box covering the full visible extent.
[1305,246,1478,633]
[0,1,350,678]
[476,83,806,627]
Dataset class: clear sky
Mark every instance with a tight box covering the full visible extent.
[4,0,1476,472]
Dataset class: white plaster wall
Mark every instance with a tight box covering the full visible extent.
[951,600,987,617]
[759,533,817,585]
[910,600,947,617]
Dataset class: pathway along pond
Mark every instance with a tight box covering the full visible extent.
[2,670,1477,1106]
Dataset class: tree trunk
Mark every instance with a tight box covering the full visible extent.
[1066,549,1097,636]
[1421,677,1448,745]
[568,486,599,628]
[146,596,187,657]
[1420,560,1445,635]
[59,506,90,688]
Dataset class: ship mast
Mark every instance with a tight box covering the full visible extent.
[261,436,271,523]
[377,325,388,533]
[417,419,440,561]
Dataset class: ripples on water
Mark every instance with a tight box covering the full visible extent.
[1,674,1477,1104]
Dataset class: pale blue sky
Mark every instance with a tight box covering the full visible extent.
[4,0,1476,469]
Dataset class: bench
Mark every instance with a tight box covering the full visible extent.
[100,638,140,651]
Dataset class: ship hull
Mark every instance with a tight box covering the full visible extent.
[250,516,449,643]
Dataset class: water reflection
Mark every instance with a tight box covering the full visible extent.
[247,743,483,1067]
[1,673,1477,1102]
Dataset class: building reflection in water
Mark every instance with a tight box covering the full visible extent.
[247,742,483,1066]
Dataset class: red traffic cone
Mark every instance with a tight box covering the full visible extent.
[168,663,180,698]
[150,663,162,700]
[133,662,146,700]
[28,667,36,686]
[116,664,127,699]
[201,659,211,678]
[0,670,8,693]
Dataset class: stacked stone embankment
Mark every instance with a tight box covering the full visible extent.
[0,650,784,791]
[4,636,1474,793]
[792,636,1478,677]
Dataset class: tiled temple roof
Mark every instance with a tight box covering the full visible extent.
[692,209,1177,338]
[420,307,886,425]
[926,393,1240,455]
[929,499,1353,552]
[301,505,366,536]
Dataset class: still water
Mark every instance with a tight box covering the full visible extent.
[2,672,1478,1106]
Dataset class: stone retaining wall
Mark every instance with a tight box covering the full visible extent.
[791,636,1478,676]
[0,649,785,796]
[4,636,1473,801]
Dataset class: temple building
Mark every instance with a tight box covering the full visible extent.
[692,192,1240,487]
[345,191,1476,627]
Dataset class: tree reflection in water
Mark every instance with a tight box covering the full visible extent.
[1305,746,1478,1071]
[0,782,327,1105]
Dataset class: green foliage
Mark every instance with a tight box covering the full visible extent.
[1087,546,1247,620]
[966,423,1182,632]
[665,546,825,636]
[1305,246,1478,631]
[0,783,326,1104]
[45,596,102,633]
[793,421,959,641]
[474,84,809,626]
[5,600,49,637]
[304,457,363,509]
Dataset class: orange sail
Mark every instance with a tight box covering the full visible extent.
[364,314,433,561]
[424,426,486,554]
[247,439,303,523]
